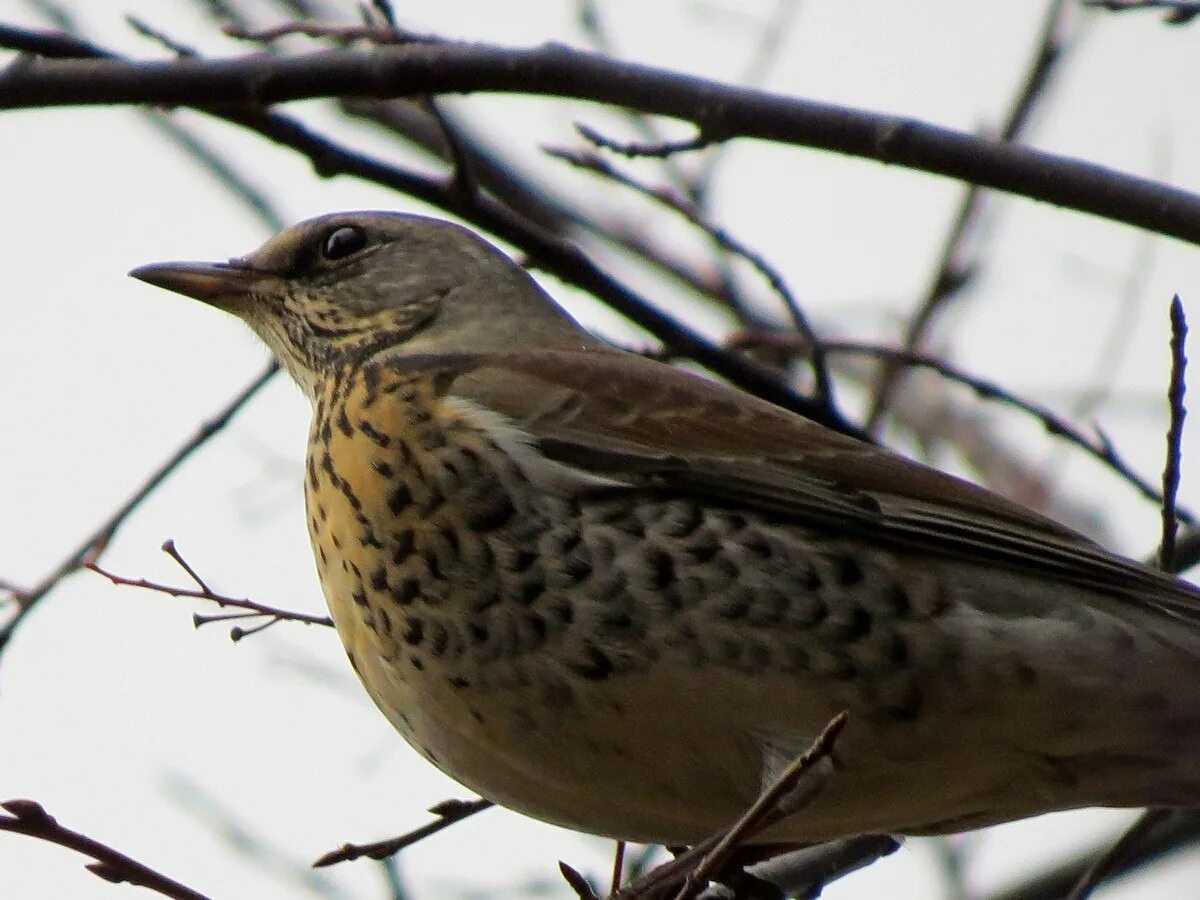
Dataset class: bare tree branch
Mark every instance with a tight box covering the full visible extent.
[4,34,1200,250]
[0,799,211,900]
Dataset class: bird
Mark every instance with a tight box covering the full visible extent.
[131,211,1200,848]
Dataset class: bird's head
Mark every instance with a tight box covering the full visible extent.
[131,211,586,397]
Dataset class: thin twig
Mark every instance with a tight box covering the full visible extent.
[87,542,332,640]
[611,840,627,894]
[574,123,720,159]
[0,360,280,658]
[1159,295,1188,570]
[672,712,846,900]
[0,799,211,900]
[313,798,494,867]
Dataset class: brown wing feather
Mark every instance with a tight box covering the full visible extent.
[385,347,1200,622]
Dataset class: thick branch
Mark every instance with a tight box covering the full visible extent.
[2,36,1200,245]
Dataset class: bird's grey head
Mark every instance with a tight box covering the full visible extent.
[131,211,586,397]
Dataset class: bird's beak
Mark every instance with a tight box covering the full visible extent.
[129,258,276,309]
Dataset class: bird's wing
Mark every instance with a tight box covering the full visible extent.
[387,348,1199,622]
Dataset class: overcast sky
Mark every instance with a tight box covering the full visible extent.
[4,1,1200,898]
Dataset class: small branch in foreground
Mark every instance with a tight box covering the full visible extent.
[1159,295,1188,570]
[672,712,846,900]
[605,712,847,900]
[313,798,494,867]
[88,540,332,641]
[0,360,279,660]
[0,799,210,900]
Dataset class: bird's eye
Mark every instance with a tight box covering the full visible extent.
[321,225,368,261]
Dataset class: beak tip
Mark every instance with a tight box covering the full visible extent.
[126,260,263,304]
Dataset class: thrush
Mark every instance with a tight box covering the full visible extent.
[131,212,1200,846]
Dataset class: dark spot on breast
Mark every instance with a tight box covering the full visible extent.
[470,708,485,724]
[387,483,413,515]
[570,643,614,680]
[359,419,390,447]
[307,456,319,489]
[394,578,420,605]
[552,600,574,624]
[410,656,424,671]
[835,554,865,587]
[886,633,909,667]
[377,608,392,635]
[742,535,772,560]
[509,549,538,573]
[466,493,516,532]
[336,407,353,437]
[370,567,389,591]
[317,544,328,566]
[645,548,676,590]
[391,529,414,564]
[520,576,545,605]
[448,676,469,689]
[351,589,368,608]
[430,621,449,657]
[468,622,489,644]
[419,483,445,516]
[471,585,501,614]
[331,534,341,550]
[887,584,912,616]
[373,459,394,478]
[402,617,424,645]
[347,650,361,676]
[801,566,822,591]
[564,555,593,582]
[437,524,461,555]
[602,609,633,632]
[423,549,444,580]
[525,614,547,644]
[837,606,872,641]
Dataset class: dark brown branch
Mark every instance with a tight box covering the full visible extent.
[88,541,333,640]
[4,38,1200,251]
[1159,295,1188,570]
[313,798,494,867]
[0,360,280,658]
[0,799,211,900]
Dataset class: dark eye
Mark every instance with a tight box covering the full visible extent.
[321,225,368,261]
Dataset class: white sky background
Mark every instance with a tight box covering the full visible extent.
[3,0,1200,897]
